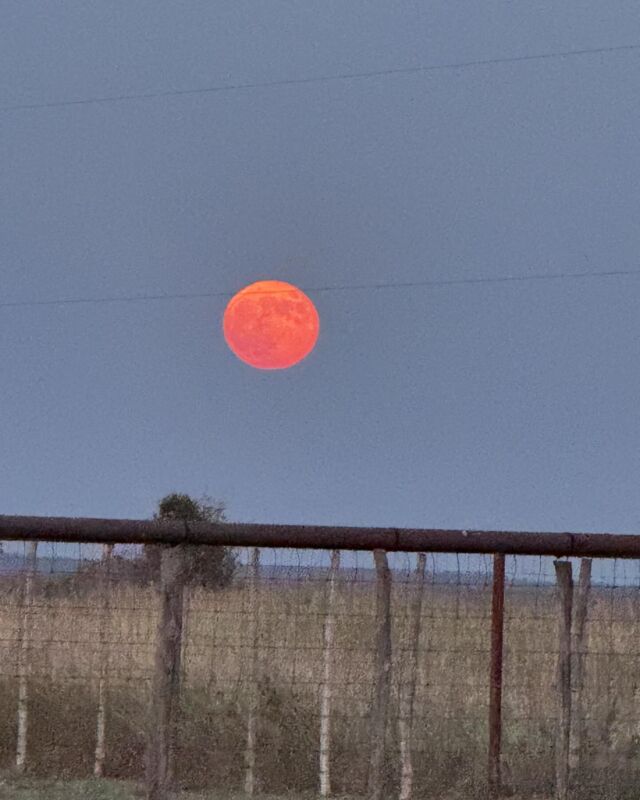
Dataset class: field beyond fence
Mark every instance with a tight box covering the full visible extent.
[0,519,639,800]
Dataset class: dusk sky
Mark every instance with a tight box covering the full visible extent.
[2,2,640,544]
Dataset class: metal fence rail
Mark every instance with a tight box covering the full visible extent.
[0,515,639,800]
[2,514,640,556]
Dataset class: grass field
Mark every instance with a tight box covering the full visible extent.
[0,779,134,800]
[0,778,358,800]
[0,778,558,800]
[0,560,638,797]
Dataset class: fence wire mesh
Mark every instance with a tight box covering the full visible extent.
[0,540,638,799]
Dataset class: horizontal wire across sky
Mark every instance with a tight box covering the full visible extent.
[2,267,640,312]
[2,41,639,115]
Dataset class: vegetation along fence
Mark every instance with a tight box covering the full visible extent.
[0,516,639,800]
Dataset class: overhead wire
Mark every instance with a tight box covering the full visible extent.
[3,39,639,310]
[2,42,640,114]
[1,266,640,310]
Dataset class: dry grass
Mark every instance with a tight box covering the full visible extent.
[0,779,363,800]
[0,571,638,797]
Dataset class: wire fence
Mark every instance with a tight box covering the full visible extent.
[0,523,639,799]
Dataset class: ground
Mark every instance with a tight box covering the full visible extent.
[0,783,558,800]
[0,779,359,800]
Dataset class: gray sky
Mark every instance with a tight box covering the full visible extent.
[2,2,640,548]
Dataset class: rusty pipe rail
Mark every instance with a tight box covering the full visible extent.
[0,515,640,558]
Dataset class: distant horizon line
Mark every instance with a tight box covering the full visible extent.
[0,551,623,587]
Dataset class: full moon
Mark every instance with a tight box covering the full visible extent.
[223,280,320,369]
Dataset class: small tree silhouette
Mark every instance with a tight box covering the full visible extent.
[144,492,237,589]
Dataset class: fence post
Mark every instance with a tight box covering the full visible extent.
[95,543,114,777]
[319,550,340,797]
[367,549,392,800]
[16,541,38,774]
[554,560,573,800]
[146,545,186,800]
[569,558,591,784]
[488,553,506,796]
[244,547,260,796]
[181,583,191,693]
[398,552,426,800]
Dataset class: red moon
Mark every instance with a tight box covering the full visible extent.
[223,280,320,369]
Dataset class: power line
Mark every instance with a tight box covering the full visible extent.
[1,266,639,310]
[2,42,639,114]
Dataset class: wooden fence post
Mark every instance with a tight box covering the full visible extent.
[244,547,260,796]
[146,545,186,800]
[488,553,506,796]
[367,550,392,800]
[569,558,591,784]
[94,543,114,777]
[398,552,426,800]
[554,560,573,800]
[180,584,191,692]
[319,550,340,797]
[16,541,38,773]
